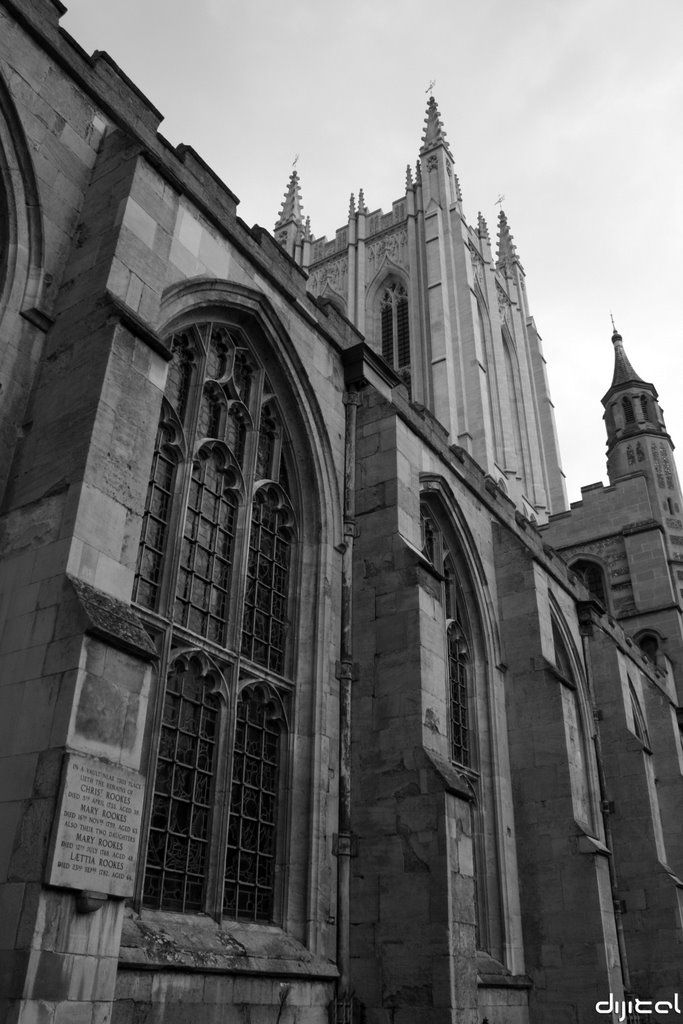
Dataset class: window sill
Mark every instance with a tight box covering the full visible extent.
[118,907,338,979]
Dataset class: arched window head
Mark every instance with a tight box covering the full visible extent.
[380,280,410,370]
[571,559,607,609]
[552,618,575,681]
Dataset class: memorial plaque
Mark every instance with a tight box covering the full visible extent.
[47,753,145,897]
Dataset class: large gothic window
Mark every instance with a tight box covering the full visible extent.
[134,320,297,922]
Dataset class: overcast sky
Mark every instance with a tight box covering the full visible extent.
[60,0,683,505]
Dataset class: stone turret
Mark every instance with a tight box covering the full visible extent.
[602,327,678,497]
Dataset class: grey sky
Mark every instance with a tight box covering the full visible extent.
[61,0,683,503]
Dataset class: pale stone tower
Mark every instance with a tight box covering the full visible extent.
[545,327,683,698]
[276,96,568,520]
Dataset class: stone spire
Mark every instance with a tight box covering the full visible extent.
[609,326,644,389]
[419,95,453,158]
[274,168,307,260]
[496,210,521,272]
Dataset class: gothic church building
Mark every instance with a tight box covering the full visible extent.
[1,3,683,1023]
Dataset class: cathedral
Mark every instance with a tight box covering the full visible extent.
[1,2,683,1022]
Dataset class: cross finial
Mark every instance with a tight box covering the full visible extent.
[495,193,505,207]
[610,311,617,332]
[292,153,299,168]
[426,79,436,96]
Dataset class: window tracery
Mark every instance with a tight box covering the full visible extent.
[134,319,298,923]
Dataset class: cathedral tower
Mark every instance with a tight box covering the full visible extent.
[283,97,568,520]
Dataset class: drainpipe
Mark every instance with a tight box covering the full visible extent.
[334,386,360,1021]
[578,602,633,997]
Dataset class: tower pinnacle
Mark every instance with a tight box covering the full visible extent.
[496,210,521,272]
[275,168,305,232]
[419,95,453,158]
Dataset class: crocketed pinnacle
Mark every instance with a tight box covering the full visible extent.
[274,168,305,230]
[610,328,644,388]
[496,210,520,270]
[477,212,490,243]
[420,95,453,158]
[406,164,414,189]
[358,189,367,214]
[348,193,356,217]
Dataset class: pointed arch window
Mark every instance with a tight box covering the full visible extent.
[380,280,410,370]
[622,396,635,425]
[552,617,599,834]
[133,320,298,923]
[571,558,608,609]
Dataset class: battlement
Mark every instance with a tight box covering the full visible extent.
[309,195,408,265]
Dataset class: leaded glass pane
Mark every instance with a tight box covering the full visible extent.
[174,453,237,644]
[224,694,280,921]
[396,290,410,368]
[448,621,470,765]
[133,430,177,610]
[143,657,219,912]
[241,491,291,673]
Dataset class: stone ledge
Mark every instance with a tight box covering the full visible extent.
[68,575,157,662]
[119,909,338,978]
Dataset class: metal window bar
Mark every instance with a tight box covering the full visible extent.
[133,431,176,610]
[143,658,219,912]
[448,622,470,765]
[224,694,280,921]
[241,494,290,674]
[174,454,237,644]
